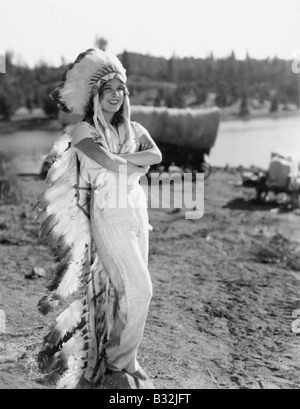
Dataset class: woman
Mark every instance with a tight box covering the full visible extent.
[35,49,162,388]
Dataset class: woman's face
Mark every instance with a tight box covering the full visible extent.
[99,78,125,114]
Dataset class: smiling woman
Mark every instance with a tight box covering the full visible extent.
[34,48,161,389]
[84,78,127,130]
[100,80,125,111]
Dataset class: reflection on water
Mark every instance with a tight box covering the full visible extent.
[210,114,300,169]
[0,114,300,173]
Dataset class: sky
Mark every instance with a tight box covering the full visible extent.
[1,0,299,67]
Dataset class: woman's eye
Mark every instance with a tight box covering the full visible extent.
[102,86,124,93]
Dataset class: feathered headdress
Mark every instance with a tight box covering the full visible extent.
[50,48,134,152]
[50,48,127,115]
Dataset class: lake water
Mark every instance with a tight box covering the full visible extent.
[210,114,300,169]
[0,114,300,173]
[0,129,60,173]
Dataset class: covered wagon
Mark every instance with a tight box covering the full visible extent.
[131,106,221,178]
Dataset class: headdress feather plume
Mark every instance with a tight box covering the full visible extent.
[50,49,127,116]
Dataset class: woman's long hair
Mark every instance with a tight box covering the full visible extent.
[83,81,134,153]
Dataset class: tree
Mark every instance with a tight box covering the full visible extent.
[167,53,179,83]
[165,87,184,108]
[270,91,279,113]
[121,50,131,75]
[40,85,59,118]
[95,37,108,51]
[239,93,250,117]
[0,91,14,121]
[215,81,230,107]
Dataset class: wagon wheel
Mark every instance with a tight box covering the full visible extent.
[255,175,267,202]
[202,163,212,180]
[190,166,211,182]
[198,153,212,181]
[290,190,300,209]
[191,165,211,181]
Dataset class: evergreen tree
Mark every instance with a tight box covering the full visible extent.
[240,93,250,117]
[167,54,179,83]
[121,50,131,76]
[95,37,108,51]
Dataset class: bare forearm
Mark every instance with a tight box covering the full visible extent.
[97,148,137,174]
[120,148,162,166]
[75,140,143,174]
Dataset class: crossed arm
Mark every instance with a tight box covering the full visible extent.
[118,132,162,166]
[74,132,162,175]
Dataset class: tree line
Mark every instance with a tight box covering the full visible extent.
[0,50,298,121]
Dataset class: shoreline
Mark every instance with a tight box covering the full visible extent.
[0,117,62,134]
[220,108,300,122]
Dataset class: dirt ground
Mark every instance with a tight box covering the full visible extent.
[1,169,300,389]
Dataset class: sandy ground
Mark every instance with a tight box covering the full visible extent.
[1,169,300,389]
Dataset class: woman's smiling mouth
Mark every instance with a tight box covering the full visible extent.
[108,99,120,105]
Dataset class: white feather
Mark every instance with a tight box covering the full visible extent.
[55,259,86,299]
[56,332,87,389]
[46,299,84,346]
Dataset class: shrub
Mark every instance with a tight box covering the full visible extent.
[0,91,15,121]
